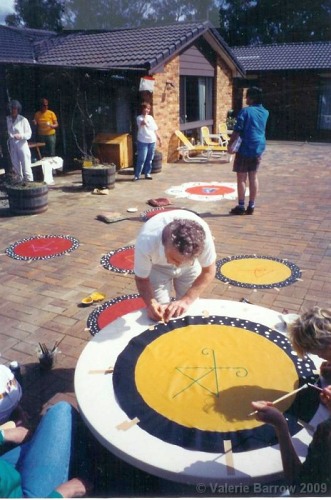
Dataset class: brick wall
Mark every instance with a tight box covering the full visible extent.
[214,56,233,133]
[146,53,234,163]
[152,56,180,162]
[139,57,179,163]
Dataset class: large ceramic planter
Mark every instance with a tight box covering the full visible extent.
[6,182,48,215]
[82,164,116,189]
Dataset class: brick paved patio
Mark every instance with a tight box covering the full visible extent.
[0,141,330,496]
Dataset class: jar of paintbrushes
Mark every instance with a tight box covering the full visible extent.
[37,341,60,370]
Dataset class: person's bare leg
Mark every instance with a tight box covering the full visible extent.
[237,172,247,202]
[246,170,258,214]
[230,172,247,214]
[248,170,258,203]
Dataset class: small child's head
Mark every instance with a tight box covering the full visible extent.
[288,306,331,359]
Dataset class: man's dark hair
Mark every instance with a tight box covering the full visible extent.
[247,86,263,104]
[162,219,205,257]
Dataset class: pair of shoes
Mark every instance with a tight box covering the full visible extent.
[246,206,254,215]
[229,205,245,215]
[145,174,153,180]
[81,291,106,306]
[132,177,139,181]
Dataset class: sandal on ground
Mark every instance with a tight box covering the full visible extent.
[92,188,109,195]
[90,292,106,302]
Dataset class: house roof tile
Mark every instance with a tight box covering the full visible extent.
[0,22,244,74]
[232,42,331,71]
[0,26,35,63]
[0,25,54,64]
[36,22,241,72]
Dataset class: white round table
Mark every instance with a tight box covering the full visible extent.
[74,299,326,485]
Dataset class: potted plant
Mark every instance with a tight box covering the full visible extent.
[5,181,48,215]
[226,110,237,130]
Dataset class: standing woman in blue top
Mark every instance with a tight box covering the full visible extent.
[227,87,269,215]
[133,102,162,181]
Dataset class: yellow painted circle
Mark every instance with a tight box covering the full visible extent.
[220,258,291,285]
[135,324,298,432]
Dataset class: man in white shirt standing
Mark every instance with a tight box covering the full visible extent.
[134,210,216,322]
[133,102,162,181]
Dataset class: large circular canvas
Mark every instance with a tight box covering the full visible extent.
[140,206,199,222]
[113,314,318,454]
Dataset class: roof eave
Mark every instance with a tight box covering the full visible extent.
[244,67,331,73]
[5,59,148,73]
[144,21,245,77]
[203,27,245,77]
[145,23,208,74]
[0,58,36,64]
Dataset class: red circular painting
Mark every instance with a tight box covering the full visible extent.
[100,245,135,274]
[165,182,237,201]
[87,294,145,336]
[186,185,235,196]
[6,235,79,261]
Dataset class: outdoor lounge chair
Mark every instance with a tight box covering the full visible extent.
[218,123,231,147]
[200,126,230,161]
[175,130,213,162]
[201,126,228,153]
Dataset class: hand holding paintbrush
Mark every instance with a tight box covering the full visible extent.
[248,384,309,417]
[310,383,331,411]
[250,383,331,418]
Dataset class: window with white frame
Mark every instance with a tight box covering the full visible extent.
[180,76,213,124]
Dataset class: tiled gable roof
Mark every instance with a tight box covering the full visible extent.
[0,21,243,74]
[232,42,331,71]
[36,21,241,72]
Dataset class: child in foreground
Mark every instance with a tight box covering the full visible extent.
[252,386,331,495]
[252,306,331,494]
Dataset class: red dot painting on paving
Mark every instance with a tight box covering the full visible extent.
[165,182,237,201]
[185,185,235,196]
[5,235,80,261]
[87,294,145,336]
[100,245,135,274]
